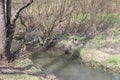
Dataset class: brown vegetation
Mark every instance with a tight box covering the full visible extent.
[14,0,120,37]
[12,0,120,59]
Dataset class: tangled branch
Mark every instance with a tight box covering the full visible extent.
[12,0,33,25]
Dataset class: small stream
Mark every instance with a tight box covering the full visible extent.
[31,48,120,80]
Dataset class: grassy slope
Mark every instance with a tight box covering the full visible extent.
[80,26,120,72]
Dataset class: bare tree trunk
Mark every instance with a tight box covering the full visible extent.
[0,0,33,61]
[0,0,6,59]
[6,0,13,60]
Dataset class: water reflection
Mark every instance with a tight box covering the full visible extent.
[31,49,120,80]
[54,63,120,80]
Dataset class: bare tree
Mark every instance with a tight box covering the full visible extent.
[0,0,33,61]
[19,0,75,47]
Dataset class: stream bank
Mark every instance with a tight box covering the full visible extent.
[30,46,120,80]
[54,33,120,74]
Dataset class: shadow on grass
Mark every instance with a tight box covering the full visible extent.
[0,64,44,77]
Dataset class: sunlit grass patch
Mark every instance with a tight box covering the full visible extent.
[15,58,33,67]
[93,35,106,40]
[80,48,91,56]
[104,56,120,66]
[95,14,120,24]
[77,14,120,25]
[86,32,120,49]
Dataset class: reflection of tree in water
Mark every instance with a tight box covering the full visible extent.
[31,47,81,74]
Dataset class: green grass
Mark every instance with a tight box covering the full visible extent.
[77,14,120,25]
[93,35,106,40]
[95,14,120,24]
[104,56,120,66]
[80,48,90,56]
[15,59,33,67]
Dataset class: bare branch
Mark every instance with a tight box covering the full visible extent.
[11,0,33,25]
[19,15,29,32]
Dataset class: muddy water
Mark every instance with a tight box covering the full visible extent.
[31,49,120,80]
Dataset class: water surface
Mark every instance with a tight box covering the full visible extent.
[31,49,120,80]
